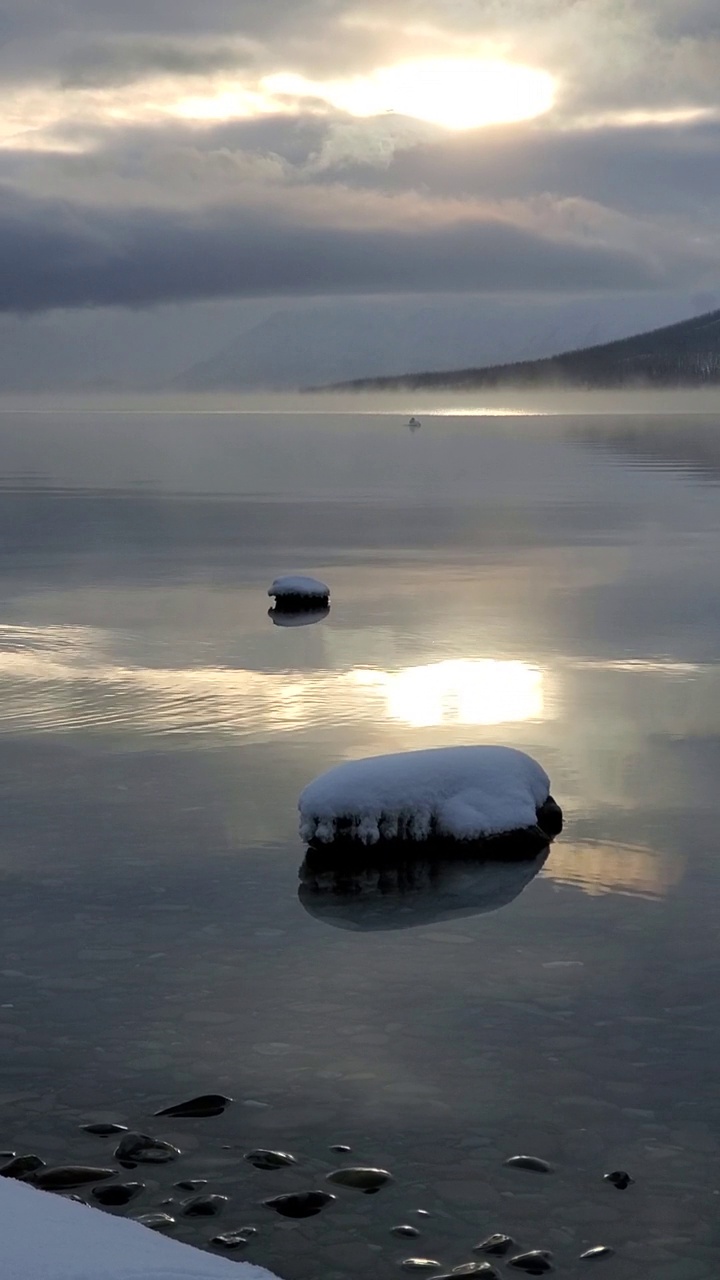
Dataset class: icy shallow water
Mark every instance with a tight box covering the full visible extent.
[1,404,720,1279]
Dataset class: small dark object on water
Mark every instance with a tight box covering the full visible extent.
[508,1252,554,1275]
[326,1166,392,1192]
[244,1149,296,1170]
[114,1133,181,1166]
[264,1191,335,1219]
[175,1179,208,1191]
[400,1260,441,1272]
[29,1166,116,1190]
[155,1093,233,1119]
[81,1123,128,1136]
[92,1182,144,1206]
[182,1193,229,1217]
[416,1209,431,1217]
[504,1155,553,1174]
[393,1226,421,1238]
[330,1144,351,1153]
[580,1246,615,1260]
[604,1170,633,1190]
[0,1154,45,1179]
[475,1235,514,1257]
[135,1212,176,1230]
[212,1232,251,1249]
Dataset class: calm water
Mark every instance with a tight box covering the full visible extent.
[1,405,720,1280]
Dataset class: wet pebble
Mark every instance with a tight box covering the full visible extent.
[81,1123,128,1136]
[508,1252,554,1275]
[474,1235,514,1257]
[264,1191,335,1219]
[416,1210,431,1217]
[244,1149,296,1171]
[0,1154,45,1179]
[327,1166,392,1193]
[114,1133,181,1166]
[182,1194,229,1217]
[330,1145,351,1153]
[580,1247,615,1261]
[504,1156,553,1174]
[175,1179,208,1191]
[135,1213,176,1231]
[212,1232,251,1249]
[604,1170,633,1190]
[92,1182,144,1206]
[452,1265,500,1276]
[393,1226,421,1238]
[29,1166,116,1190]
[155,1093,233,1119]
[401,1260,441,1272]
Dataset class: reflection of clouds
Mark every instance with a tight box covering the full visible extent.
[0,628,548,737]
[544,840,685,901]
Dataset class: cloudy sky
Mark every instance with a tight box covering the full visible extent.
[0,0,718,316]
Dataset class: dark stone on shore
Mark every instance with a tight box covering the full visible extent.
[212,1232,251,1249]
[452,1264,500,1276]
[92,1182,144,1206]
[580,1246,615,1260]
[603,1170,633,1190]
[508,1252,554,1275]
[244,1149,296,1170]
[175,1178,208,1191]
[330,1144,351,1153]
[114,1133,181,1166]
[135,1212,176,1230]
[400,1260,441,1271]
[155,1094,233,1119]
[182,1194,229,1217]
[504,1155,553,1173]
[28,1166,116,1190]
[264,1191,335,1219]
[393,1226,421,1238]
[0,1154,45,1179]
[474,1235,514,1257]
[326,1166,392,1192]
[81,1123,128,1136]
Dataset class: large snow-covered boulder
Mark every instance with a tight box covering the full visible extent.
[299,745,560,847]
[0,1173,280,1280]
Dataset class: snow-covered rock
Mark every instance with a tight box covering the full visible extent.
[299,746,557,846]
[0,1174,280,1280]
[267,576,330,603]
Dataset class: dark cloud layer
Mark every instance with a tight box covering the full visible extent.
[0,184,688,313]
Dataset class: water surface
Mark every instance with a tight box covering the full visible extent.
[1,404,720,1279]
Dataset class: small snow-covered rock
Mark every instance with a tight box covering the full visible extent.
[267,575,330,603]
[299,746,556,847]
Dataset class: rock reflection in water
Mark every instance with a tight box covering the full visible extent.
[298,845,549,931]
[268,605,330,627]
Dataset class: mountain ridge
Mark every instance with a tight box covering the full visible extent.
[321,308,720,391]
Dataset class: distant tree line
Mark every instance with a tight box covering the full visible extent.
[326,309,720,392]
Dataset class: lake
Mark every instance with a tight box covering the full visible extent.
[1,400,720,1280]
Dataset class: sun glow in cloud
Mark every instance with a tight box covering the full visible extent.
[264,59,556,131]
